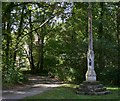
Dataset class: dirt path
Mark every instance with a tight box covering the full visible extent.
[2,75,64,100]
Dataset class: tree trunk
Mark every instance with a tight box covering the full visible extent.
[13,5,25,66]
[116,2,120,72]
[37,13,45,73]
[29,10,35,74]
[40,35,44,72]
[37,35,40,70]
[5,12,11,69]
[98,2,105,71]
[37,29,44,73]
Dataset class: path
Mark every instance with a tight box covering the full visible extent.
[2,75,64,100]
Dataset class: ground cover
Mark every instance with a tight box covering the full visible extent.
[23,84,119,100]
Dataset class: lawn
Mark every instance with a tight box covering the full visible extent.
[22,84,119,100]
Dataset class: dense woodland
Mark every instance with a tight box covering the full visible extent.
[2,2,120,86]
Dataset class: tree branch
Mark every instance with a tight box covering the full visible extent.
[18,15,54,43]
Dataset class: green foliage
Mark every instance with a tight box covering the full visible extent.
[2,60,28,85]
[2,2,119,86]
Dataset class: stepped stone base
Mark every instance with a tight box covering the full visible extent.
[76,81,111,95]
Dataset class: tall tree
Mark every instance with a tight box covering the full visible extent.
[97,2,105,71]
[116,2,120,85]
[28,9,35,73]
[13,4,26,66]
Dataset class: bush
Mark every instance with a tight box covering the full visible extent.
[2,63,28,85]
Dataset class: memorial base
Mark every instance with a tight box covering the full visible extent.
[76,81,111,95]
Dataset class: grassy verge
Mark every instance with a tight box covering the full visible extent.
[22,84,119,100]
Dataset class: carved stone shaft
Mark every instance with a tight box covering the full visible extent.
[85,3,96,81]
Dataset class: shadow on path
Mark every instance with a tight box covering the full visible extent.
[2,75,64,100]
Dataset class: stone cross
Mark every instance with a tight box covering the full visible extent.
[76,3,110,95]
[85,3,96,81]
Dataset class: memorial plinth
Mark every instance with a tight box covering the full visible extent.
[76,81,110,95]
[76,3,110,95]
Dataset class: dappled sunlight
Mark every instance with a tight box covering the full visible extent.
[107,87,119,90]
[2,75,64,100]
[28,75,64,84]
[3,90,15,93]
[2,2,119,101]
[2,86,50,99]
[23,86,119,100]
[3,90,28,95]
[61,84,78,88]
[15,91,26,94]
[31,83,62,88]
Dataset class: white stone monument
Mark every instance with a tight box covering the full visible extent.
[85,3,96,81]
[76,3,110,95]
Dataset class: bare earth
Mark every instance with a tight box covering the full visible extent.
[2,75,64,100]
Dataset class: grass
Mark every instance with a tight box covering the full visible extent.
[22,84,119,100]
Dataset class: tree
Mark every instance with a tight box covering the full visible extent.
[2,2,119,85]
